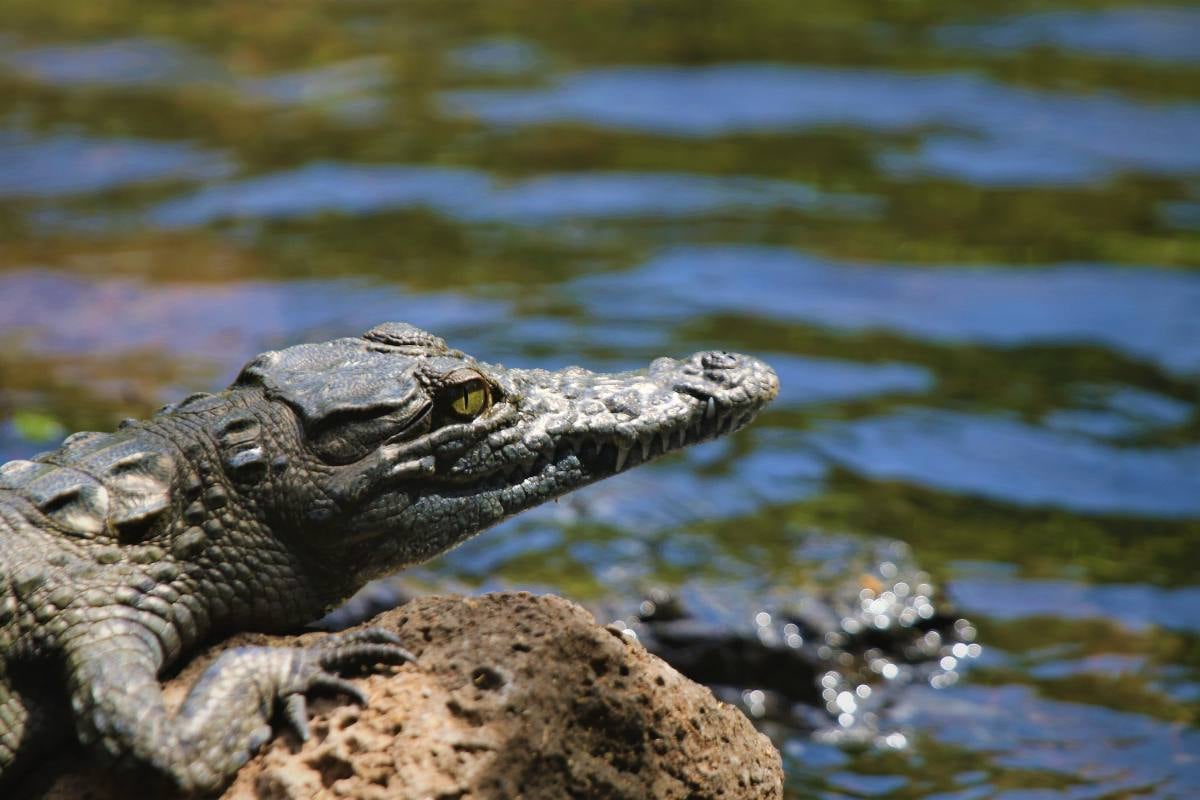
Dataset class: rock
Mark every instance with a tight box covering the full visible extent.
[24,592,783,799]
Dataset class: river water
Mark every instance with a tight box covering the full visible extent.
[1,3,1198,797]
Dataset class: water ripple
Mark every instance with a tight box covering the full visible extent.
[0,131,233,198]
[936,7,1200,63]
[1043,385,1193,440]
[0,269,506,369]
[442,64,1200,184]
[449,38,544,76]
[2,36,221,87]
[808,409,1200,518]
[949,576,1200,633]
[575,245,1200,376]
[146,163,874,227]
[2,37,388,117]
[894,684,1200,798]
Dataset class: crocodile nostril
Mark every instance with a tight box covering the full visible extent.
[700,351,738,370]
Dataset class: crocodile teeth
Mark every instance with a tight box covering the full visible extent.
[659,430,671,453]
[615,444,630,472]
[705,397,717,420]
[677,426,688,448]
[640,436,652,460]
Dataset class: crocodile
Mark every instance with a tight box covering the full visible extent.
[0,322,778,794]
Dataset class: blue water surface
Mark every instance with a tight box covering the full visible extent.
[442,64,1200,184]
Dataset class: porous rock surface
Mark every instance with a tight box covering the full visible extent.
[26,592,783,799]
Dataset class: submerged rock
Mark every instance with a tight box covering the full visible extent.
[611,536,979,743]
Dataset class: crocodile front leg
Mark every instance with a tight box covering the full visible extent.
[65,621,414,794]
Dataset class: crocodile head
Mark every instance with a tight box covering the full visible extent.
[238,322,778,586]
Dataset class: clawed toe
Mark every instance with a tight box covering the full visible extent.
[314,627,417,672]
[279,630,415,738]
[306,671,369,705]
[283,693,311,741]
[318,642,417,673]
[317,627,407,649]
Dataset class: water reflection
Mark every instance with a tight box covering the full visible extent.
[949,576,1200,633]
[450,38,544,76]
[936,7,1200,63]
[1028,654,1145,681]
[1043,385,1193,440]
[892,684,1200,798]
[3,37,387,117]
[1163,197,1200,231]
[577,245,1200,376]
[146,164,873,228]
[236,57,389,120]
[809,410,1200,518]
[443,64,1200,184]
[2,37,221,87]
[0,131,232,197]
[0,269,506,368]
[765,355,933,408]
[1093,385,1193,426]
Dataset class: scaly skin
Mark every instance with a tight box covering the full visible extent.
[0,322,778,794]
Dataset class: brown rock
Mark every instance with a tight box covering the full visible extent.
[24,592,783,799]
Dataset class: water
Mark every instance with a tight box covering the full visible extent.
[1,2,1197,796]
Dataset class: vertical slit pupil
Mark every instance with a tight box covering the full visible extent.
[449,379,488,417]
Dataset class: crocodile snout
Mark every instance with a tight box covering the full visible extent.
[658,350,780,409]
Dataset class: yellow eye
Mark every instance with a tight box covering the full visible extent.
[448,378,490,419]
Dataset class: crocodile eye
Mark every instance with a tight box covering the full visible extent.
[451,380,489,417]
[442,371,491,420]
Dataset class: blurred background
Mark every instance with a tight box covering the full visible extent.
[1,2,1198,797]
